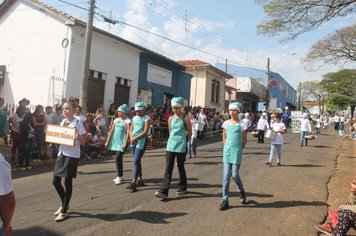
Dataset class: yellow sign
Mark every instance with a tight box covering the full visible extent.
[46,124,75,146]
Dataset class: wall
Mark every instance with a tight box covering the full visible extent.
[0,1,70,106]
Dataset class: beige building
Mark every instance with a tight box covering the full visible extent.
[178,60,232,112]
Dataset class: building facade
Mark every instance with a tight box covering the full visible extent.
[0,0,190,112]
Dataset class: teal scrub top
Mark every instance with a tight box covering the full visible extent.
[131,115,149,150]
[223,120,244,164]
[108,118,130,152]
[166,117,187,153]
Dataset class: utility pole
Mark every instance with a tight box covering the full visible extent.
[298,82,302,111]
[266,58,270,111]
[79,0,95,113]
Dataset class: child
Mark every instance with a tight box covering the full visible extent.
[126,102,151,192]
[257,112,269,143]
[52,98,86,222]
[219,102,248,210]
[265,113,286,167]
[105,104,131,185]
[187,110,198,158]
[155,97,192,199]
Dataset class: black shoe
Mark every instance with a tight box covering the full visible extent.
[219,200,229,210]
[126,183,137,192]
[276,162,282,167]
[155,191,168,199]
[264,161,272,167]
[176,189,187,196]
[240,191,247,204]
[137,180,145,187]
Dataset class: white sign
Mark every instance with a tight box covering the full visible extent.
[291,111,303,133]
[147,63,172,87]
[46,124,75,146]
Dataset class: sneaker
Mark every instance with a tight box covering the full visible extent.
[137,180,145,187]
[55,212,68,222]
[113,177,119,183]
[219,200,229,210]
[114,177,123,185]
[155,191,168,199]
[264,161,272,167]
[54,206,70,216]
[126,183,137,193]
[176,189,187,196]
[186,154,191,158]
[192,153,196,158]
[314,223,333,236]
[240,191,247,204]
[276,162,282,167]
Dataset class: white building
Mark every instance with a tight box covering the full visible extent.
[0,0,189,113]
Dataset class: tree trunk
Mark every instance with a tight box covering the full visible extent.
[351,105,355,119]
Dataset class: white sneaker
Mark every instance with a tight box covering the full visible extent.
[54,206,70,216]
[113,177,119,183]
[115,177,123,185]
[55,212,68,222]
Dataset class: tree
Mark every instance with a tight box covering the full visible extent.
[255,0,356,40]
[301,81,328,114]
[303,24,356,70]
[320,69,356,116]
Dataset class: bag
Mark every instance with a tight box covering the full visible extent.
[265,129,272,139]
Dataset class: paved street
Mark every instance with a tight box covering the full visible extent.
[10,129,350,236]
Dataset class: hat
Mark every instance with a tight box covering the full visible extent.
[171,97,184,107]
[228,102,242,112]
[134,102,146,111]
[117,104,129,114]
[262,112,267,116]
[19,98,30,105]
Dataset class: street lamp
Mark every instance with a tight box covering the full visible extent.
[266,52,296,111]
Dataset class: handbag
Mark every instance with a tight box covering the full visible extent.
[265,129,272,139]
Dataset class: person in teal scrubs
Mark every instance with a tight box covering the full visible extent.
[105,104,131,185]
[126,102,151,192]
[155,97,192,199]
[219,102,248,210]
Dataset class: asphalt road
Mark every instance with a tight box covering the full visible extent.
[11,129,342,236]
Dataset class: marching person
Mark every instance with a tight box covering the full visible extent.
[0,151,16,236]
[105,104,131,185]
[52,98,86,222]
[126,102,151,193]
[219,102,248,210]
[257,112,269,143]
[265,113,287,167]
[155,97,192,199]
[300,113,312,146]
[187,110,198,158]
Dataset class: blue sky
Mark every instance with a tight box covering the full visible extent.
[5,0,355,88]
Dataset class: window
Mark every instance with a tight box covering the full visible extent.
[90,70,107,80]
[211,79,220,104]
[116,77,131,87]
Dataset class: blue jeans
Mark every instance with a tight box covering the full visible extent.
[269,144,282,164]
[187,137,196,156]
[131,143,146,179]
[222,163,244,200]
[19,139,33,167]
[300,131,308,145]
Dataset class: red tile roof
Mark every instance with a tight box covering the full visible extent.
[177,60,210,67]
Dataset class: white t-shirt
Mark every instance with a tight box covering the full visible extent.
[257,118,269,131]
[221,120,247,133]
[75,114,87,124]
[197,113,207,123]
[271,122,286,145]
[0,153,13,229]
[10,113,23,133]
[242,118,251,129]
[191,119,198,138]
[57,118,86,158]
[300,118,311,132]
[93,135,105,142]
[0,153,13,196]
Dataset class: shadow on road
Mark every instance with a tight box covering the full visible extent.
[69,211,187,224]
[231,200,326,208]
[279,164,323,168]
[186,161,220,166]
[14,226,61,236]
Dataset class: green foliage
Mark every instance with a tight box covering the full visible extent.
[303,24,356,70]
[255,0,356,40]
[320,69,356,110]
